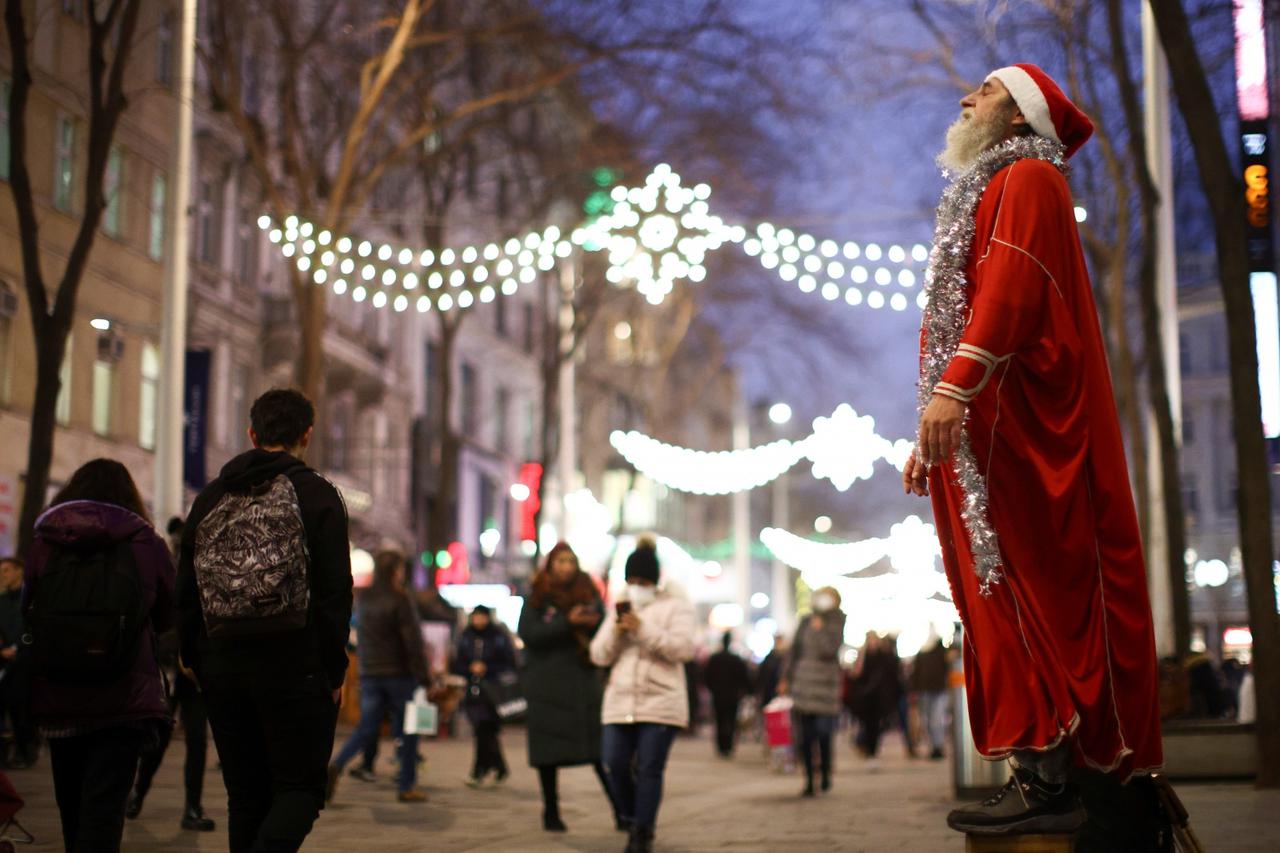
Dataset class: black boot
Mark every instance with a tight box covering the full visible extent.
[946,767,1086,836]
[543,808,567,832]
[625,825,654,853]
[801,776,815,798]
[181,804,216,832]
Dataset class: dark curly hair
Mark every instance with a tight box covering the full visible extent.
[51,458,150,523]
[250,388,315,449]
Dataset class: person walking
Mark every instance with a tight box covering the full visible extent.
[453,605,517,787]
[326,550,430,804]
[912,630,950,760]
[518,542,618,832]
[703,632,752,758]
[590,539,696,853]
[177,389,353,853]
[907,64,1162,836]
[0,556,38,770]
[780,586,845,797]
[850,632,899,764]
[22,459,175,853]
[127,516,215,833]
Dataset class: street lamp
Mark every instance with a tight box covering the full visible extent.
[768,402,792,425]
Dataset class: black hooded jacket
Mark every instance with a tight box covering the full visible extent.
[176,449,353,690]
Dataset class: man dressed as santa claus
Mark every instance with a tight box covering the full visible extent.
[903,64,1163,836]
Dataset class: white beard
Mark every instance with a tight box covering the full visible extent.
[936,109,1012,174]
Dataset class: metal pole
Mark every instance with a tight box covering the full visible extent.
[557,256,576,528]
[770,468,792,634]
[154,0,197,523]
[732,393,751,623]
[1142,1,1180,658]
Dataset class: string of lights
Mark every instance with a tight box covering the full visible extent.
[608,404,912,495]
[259,165,931,314]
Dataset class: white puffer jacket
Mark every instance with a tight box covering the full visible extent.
[590,585,697,728]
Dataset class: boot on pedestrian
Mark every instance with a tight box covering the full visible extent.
[625,825,654,853]
[181,803,216,832]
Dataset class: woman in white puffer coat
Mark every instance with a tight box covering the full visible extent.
[590,539,696,853]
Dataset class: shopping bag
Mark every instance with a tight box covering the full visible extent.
[481,670,528,720]
[764,696,794,747]
[404,688,439,736]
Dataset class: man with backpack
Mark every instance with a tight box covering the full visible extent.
[177,389,353,853]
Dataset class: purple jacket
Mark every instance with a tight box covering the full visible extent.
[24,500,175,730]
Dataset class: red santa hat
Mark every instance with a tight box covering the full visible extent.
[985,64,1094,158]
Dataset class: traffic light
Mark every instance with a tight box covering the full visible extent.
[583,167,620,222]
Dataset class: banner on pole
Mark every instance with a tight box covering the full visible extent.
[183,349,211,491]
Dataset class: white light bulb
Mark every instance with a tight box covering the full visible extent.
[851,266,868,284]
[798,275,817,293]
[337,237,352,253]
[458,291,474,308]
[377,244,392,261]
[890,293,908,311]
[912,244,930,262]
[450,270,465,287]
[777,228,795,245]
[462,246,478,264]
[501,278,518,295]
[473,266,488,282]
[1074,206,1087,223]
[285,215,299,230]
[822,282,840,300]
[393,294,408,312]
[398,248,413,265]
[333,279,347,296]
[440,248,456,265]
[362,264,375,281]
[296,256,311,271]
[417,295,431,312]
[372,290,387,308]
[480,286,495,303]
[760,253,779,270]
[820,239,838,258]
[358,241,372,257]
[483,243,499,261]
[504,238,521,255]
[318,230,331,245]
[382,268,397,285]
[352,286,367,303]
[420,249,435,266]
[865,244,883,261]
[438,293,454,310]
[321,250,336,266]
[842,242,860,259]
[520,267,536,284]
[538,254,555,271]
[779,264,798,282]
[888,245,906,264]
[867,291,885,309]
[845,288,862,305]
[281,243,296,257]
[299,222,314,237]
[428,272,443,289]
[404,272,419,290]
[257,214,272,230]
[875,268,892,286]
[268,229,283,244]
[313,268,327,284]
[804,255,821,273]
[797,234,816,252]
[781,246,801,264]
[898,269,916,287]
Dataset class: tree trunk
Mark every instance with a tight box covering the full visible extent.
[1107,0,1191,659]
[296,277,327,404]
[427,313,461,582]
[16,338,68,557]
[1149,0,1280,787]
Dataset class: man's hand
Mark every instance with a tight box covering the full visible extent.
[917,394,967,466]
[568,605,600,628]
[902,452,929,497]
[617,612,641,634]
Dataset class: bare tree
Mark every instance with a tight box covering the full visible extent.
[5,0,144,556]
[1148,0,1280,789]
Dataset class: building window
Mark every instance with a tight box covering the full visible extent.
[328,399,350,473]
[103,145,123,237]
[425,342,441,416]
[523,302,536,353]
[196,179,219,264]
[1178,333,1191,376]
[524,399,536,459]
[495,386,509,453]
[139,342,159,450]
[494,291,507,337]
[1182,405,1195,445]
[0,281,14,405]
[56,335,73,426]
[148,172,166,260]
[53,114,76,212]
[461,362,478,436]
[1182,474,1199,516]
[156,11,174,86]
[1,78,10,181]
[92,357,115,437]
[228,361,250,449]
[236,202,258,285]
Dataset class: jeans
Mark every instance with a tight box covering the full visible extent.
[602,723,678,832]
[331,676,418,792]
[917,690,949,752]
[135,672,208,806]
[49,727,145,853]
[203,670,339,853]
[797,713,834,783]
[471,719,507,778]
[712,697,741,756]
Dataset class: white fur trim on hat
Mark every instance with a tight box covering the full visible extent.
[986,66,1059,144]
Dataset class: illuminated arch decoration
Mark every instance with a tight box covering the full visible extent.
[608,404,913,495]
[259,165,930,314]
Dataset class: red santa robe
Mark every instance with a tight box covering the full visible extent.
[924,157,1163,778]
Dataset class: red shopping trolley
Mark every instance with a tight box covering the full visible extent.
[763,696,793,747]
[0,772,33,849]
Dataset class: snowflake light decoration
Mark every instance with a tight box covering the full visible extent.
[800,404,913,491]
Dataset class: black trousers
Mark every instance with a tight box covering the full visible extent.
[49,727,145,853]
[537,762,616,817]
[471,719,507,778]
[135,672,208,806]
[0,656,38,763]
[203,671,339,853]
[712,697,741,756]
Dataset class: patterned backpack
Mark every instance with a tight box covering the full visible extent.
[193,474,311,637]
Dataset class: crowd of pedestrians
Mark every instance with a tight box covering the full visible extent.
[3,385,969,853]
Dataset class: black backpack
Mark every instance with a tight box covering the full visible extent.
[23,540,148,684]
[193,473,311,638]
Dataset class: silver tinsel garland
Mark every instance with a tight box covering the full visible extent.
[918,136,1068,595]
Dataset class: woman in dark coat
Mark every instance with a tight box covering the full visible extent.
[518,543,617,832]
[23,459,175,853]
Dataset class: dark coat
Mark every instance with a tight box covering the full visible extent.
[911,641,949,693]
[24,500,174,730]
[356,585,429,683]
[704,649,752,708]
[177,450,353,690]
[518,594,604,767]
[452,624,517,725]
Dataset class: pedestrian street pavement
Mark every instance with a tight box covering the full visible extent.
[9,724,1280,851]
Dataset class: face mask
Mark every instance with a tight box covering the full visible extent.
[628,585,657,609]
[813,593,836,613]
